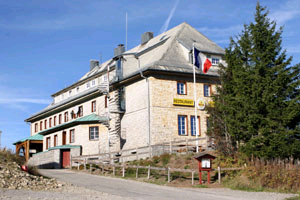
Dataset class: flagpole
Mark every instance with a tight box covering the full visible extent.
[193,43,200,153]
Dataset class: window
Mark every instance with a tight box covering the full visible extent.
[34,123,38,133]
[54,135,58,147]
[178,115,187,136]
[70,110,75,119]
[78,106,83,117]
[91,101,96,112]
[44,119,47,129]
[89,126,99,140]
[204,84,211,97]
[103,74,108,82]
[91,79,96,86]
[54,116,57,126]
[76,87,79,93]
[212,57,220,65]
[70,129,75,143]
[177,81,186,95]
[69,90,72,96]
[62,131,66,145]
[64,112,68,122]
[86,82,90,88]
[40,121,43,131]
[46,137,50,149]
[49,118,52,128]
[59,114,62,124]
[191,116,200,136]
[105,96,108,108]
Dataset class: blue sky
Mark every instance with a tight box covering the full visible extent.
[0,0,300,150]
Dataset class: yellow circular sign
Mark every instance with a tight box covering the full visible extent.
[196,98,206,110]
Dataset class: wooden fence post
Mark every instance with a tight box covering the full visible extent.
[90,164,92,173]
[167,167,171,183]
[192,171,194,185]
[122,165,125,177]
[169,141,172,154]
[84,158,87,170]
[136,147,138,160]
[113,165,116,176]
[147,165,150,179]
[218,166,221,184]
[77,162,79,170]
[136,166,139,179]
[185,138,188,153]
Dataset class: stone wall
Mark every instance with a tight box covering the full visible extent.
[28,149,60,169]
[28,148,81,169]
[149,76,216,147]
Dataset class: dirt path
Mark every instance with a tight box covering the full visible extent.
[35,169,297,200]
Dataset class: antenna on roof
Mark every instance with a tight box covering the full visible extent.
[99,53,102,65]
[125,12,128,51]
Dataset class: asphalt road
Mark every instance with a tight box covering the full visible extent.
[39,169,296,200]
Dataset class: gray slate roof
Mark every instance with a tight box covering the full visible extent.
[26,22,224,122]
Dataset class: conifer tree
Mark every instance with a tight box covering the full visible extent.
[207,3,300,158]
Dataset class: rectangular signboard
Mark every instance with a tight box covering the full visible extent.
[173,98,194,106]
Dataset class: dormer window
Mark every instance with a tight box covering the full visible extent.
[212,57,220,65]
[91,80,96,86]
[86,82,90,88]
[76,87,79,93]
[69,90,72,96]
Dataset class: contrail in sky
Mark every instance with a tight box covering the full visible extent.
[159,0,180,34]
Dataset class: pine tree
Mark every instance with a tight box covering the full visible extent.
[207,3,300,159]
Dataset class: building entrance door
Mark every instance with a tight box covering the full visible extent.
[62,131,66,145]
[61,149,70,168]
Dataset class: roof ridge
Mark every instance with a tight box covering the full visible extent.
[156,23,187,62]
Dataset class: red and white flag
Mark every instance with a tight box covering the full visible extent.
[194,47,212,73]
[202,58,212,74]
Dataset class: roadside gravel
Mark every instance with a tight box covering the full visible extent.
[0,181,128,200]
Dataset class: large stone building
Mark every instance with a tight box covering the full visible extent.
[14,22,225,168]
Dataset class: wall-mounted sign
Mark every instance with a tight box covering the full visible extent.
[197,98,206,110]
[208,100,215,107]
[173,98,194,106]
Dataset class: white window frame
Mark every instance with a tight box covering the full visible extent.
[70,129,75,143]
[178,115,187,136]
[177,82,186,95]
[89,126,99,140]
[191,116,200,136]
[204,84,210,97]
[212,57,220,65]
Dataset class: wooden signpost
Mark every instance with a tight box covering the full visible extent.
[194,152,216,184]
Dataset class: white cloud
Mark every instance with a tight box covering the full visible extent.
[0,85,51,112]
[159,0,180,34]
[270,0,300,25]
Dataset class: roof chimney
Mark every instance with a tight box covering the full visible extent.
[90,60,99,71]
[114,44,125,57]
[141,32,153,45]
